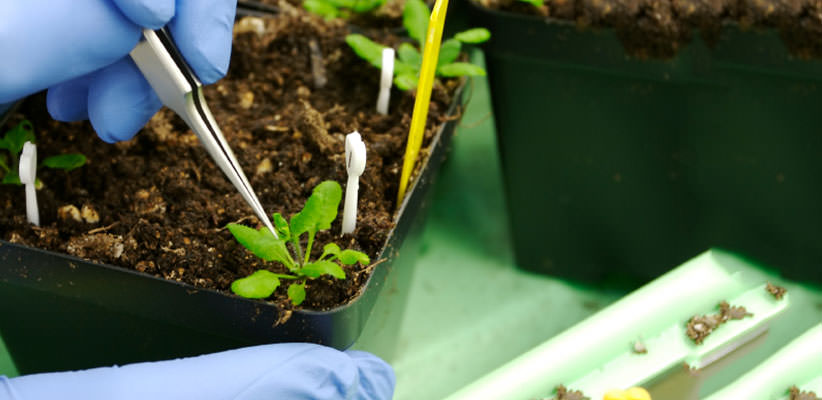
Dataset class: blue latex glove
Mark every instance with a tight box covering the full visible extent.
[0,343,395,400]
[0,0,235,143]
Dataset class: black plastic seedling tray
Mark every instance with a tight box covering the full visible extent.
[0,82,464,374]
[466,1,822,285]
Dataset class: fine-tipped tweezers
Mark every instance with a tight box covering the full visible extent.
[129,29,278,238]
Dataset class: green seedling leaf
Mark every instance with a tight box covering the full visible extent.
[345,34,386,69]
[288,282,307,305]
[350,0,384,12]
[227,223,296,270]
[339,249,370,266]
[517,0,543,6]
[231,270,281,299]
[394,73,418,90]
[403,0,429,46]
[320,242,342,260]
[290,181,342,237]
[41,153,87,171]
[302,260,346,279]
[304,0,340,19]
[437,62,487,77]
[0,154,9,173]
[0,120,35,155]
[397,42,422,67]
[437,38,461,68]
[454,28,491,44]
[273,212,291,241]
[1,172,20,185]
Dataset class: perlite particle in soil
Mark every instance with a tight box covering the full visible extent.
[789,386,821,400]
[767,282,787,300]
[686,301,753,344]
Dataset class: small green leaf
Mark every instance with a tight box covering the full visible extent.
[437,62,487,77]
[273,212,291,241]
[397,42,422,67]
[350,0,384,12]
[437,38,461,68]
[231,270,281,299]
[320,242,342,260]
[403,0,429,46]
[339,249,370,266]
[0,120,35,155]
[0,154,9,173]
[345,34,386,69]
[41,154,87,171]
[290,181,342,237]
[288,282,307,305]
[394,73,418,90]
[454,28,491,44]
[301,260,346,279]
[518,0,543,6]
[304,0,340,19]
[1,171,20,185]
[227,223,296,270]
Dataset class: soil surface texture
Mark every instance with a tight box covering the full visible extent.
[477,0,822,58]
[686,300,753,344]
[0,2,459,314]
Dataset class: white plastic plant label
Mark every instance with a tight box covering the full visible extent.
[19,141,39,226]
[376,48,395,115]
[342,131,366,235]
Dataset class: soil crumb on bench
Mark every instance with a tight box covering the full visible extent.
[686,301,753,344]
[767,282,787,300]
[790,386,821,400]
[551,385,590,400]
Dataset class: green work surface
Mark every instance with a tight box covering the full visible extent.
[2,52,822,400]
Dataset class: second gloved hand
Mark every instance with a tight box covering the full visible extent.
[0,343,395,400]
[0,0,236,143]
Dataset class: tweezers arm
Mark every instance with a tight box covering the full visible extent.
[129,29,194,116]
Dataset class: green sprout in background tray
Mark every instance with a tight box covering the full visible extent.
[346,0,490,90]
[0,120,86,185]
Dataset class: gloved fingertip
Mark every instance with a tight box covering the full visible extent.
[346,350,396,400]
[88,58,161,143]
[112,0,175,29]
[170,0,236,84]
[46,76,92,122]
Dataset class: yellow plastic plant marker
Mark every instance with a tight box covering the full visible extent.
[603,387,652,400]
[396,0,449,206]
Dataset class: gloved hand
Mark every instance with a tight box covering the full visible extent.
[0,343,395,400]
[0,0,236,143]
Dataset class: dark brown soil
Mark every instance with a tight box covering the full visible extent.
[553,385,590,400]
[790,386,821,400]
[767,282,787,299]
[477,0,822,58]
[686,301,753,344]
[0,2,459,314]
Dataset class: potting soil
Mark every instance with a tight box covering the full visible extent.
[476,0,822,58]
[0,4,459,313]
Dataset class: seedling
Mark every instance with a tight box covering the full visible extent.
[228,181,370,306]
[0,120,87,185]
[345,0,491,90]
[303,0,384,20]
